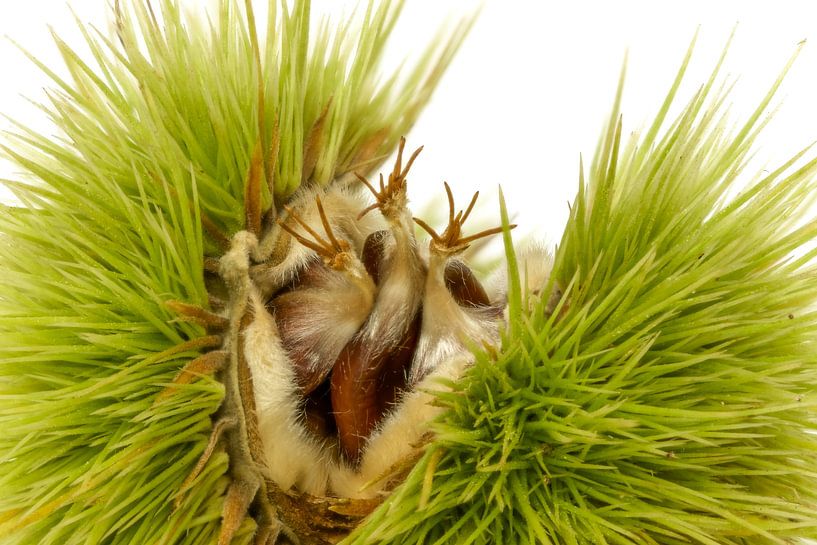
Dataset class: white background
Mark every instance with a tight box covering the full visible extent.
[1,1,816,243]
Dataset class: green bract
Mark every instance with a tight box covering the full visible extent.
[2,1,817,544]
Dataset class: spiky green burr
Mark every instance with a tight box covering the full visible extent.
[2,2,817,545]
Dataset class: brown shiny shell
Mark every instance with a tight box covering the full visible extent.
[444,259,491,307]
